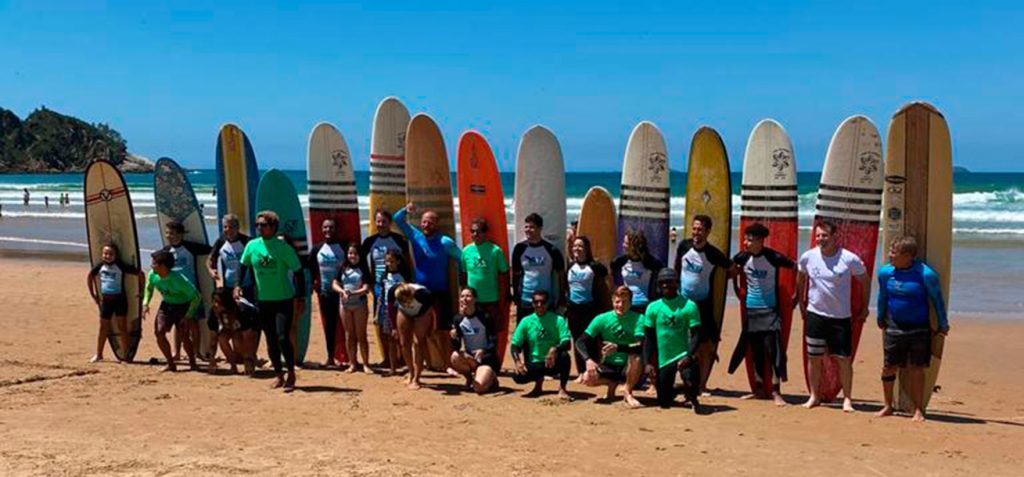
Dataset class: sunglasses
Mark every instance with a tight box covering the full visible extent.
[532,299,547,305]
[469,228,482,234]
[255,222,271,228]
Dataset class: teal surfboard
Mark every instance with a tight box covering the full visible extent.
[256,169,312,364]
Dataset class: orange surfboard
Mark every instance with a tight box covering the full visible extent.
[457,131,511,367]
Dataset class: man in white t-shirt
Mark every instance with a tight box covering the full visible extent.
[795,220,870,412]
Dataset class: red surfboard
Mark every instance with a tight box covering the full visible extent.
[308,122,360,364]
[457,131,511,367]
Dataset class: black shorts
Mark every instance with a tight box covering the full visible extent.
[598,363,628,383]
[804,311,852,358]
[884,332,932,368]
[469,351,500,371]
[155,302,190,334]
[431,290,454,330]
[99,294,128,319]
[693,298,720,344]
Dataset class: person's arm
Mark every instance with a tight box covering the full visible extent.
[308,244,323,292]
[511,243,525,302]
[647,257,664,300]
[610,255,626,287]
[642,325,657,369]
[184,278,202,318]
[795,254,807,313]
[392,206,420,240]
[673,240,685,275]
[184,240,213,256]
[142,271,155,307]
[922,264,949,333]
[87,264,101,302]
[576,332,600,363]
[444,236,462,264]
[359,236,375,272]
[876,267,890,330]
[552,246,567,307]
[355,263,373,296]
[855,268,871,321]
[207,238,223,281]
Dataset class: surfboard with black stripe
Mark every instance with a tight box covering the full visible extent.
[804,115,883,403]
[618,121,670,263]
[369,97,411,235]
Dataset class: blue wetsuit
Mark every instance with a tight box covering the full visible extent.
[392,207,461,292]
[876,260,948,335]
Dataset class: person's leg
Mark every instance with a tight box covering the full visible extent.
[565,303,586,376]
[655,363,677,409]
[695,299,717,395]
[747,331,767,399]
[320,292,340,367]
[341,307,357,373]
[411,312,433,389]
[908,366,926,421]
[472,365,497,395]
[274,300,297,390]
[680,358,705,414]
[373,296,391,368]
[153,307,176,371]
[764,331,786,406]
[432,292,454,370]
[803,312,826,408]
[259,301,285,386]
[837,356,854,412]
[181,320,197,370]
[449,352,474,375]
[522,363,545,397]
[624,356,643,408]
[94,317,111,362]
[555,351,571,400]
[396,311,417,386]
[354,306,371,373]
[172,324,182,361]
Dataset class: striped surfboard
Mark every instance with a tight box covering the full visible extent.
[618,121,671,263]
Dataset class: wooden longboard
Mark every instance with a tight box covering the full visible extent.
[153,157,216,360]
[738,119,799,396]
[256,169,313,364]
[577,186,617,309]
[884,102,952,411]
[514,126,567,256]
[619,121,671,263]
[216,124,259,236]
[405,114,456,369]
[805,115,883,402]
[308,122,358,364]
[368,97,411,362]
[684,127,732,387]
[84,160,143,362]
[456,131,511,366]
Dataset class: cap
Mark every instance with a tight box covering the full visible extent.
[656,267,679,283]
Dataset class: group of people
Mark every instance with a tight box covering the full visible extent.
[87,203,949,420]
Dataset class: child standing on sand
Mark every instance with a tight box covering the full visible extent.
[86,243,144,363]
[377,249,408,376]
[143,250,202,372]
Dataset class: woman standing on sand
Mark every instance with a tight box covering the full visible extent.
[611,230,663,314]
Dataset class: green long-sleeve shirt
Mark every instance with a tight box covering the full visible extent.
[144,270,201,317]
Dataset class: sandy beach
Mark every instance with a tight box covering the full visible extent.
[1,256,1022,476]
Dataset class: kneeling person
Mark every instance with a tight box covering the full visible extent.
[450,288,500,394]
[641,268,706,413]
[511,290,572,400]
[577,286,644,408]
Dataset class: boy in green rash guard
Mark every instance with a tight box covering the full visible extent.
[577,286,644,408]
[640,268,707,414]
[143,250,201,372]
[510,290,573,401]
[460,218,510,334]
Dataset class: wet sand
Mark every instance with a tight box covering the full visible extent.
[0,257,1022,476]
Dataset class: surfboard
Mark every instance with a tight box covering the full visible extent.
[216,124,259,235]
[84,160,143,362]
[884,102,952,412]
[405,114,456,370]
[369,97,411,233]
[153,157,216,361]
[619,121,671,263]
[514,125,567,256]
[307,122,358,365]
[577,186,617,308]
[256,169,313,364]
[457,131,511,367]
[737,119,799,396]
[805,115,883,402]
[368,97,411,362]
[684,126,732,388]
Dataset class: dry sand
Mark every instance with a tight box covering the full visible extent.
[1,257,1022,476]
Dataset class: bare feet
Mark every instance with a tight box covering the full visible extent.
[912,409,927,422]
[842,398,856,413]
[271,375,285,389]
[89,355,103,363]
[161,362,177,373]
[876,406,894,418]
[802,396,820,409]
[772,393,788,407]
[740,393,758,400]
[446,367,461,378]
[558,389,574,401]
[345,366,357,374]
[324,360,336,369]
[624,394,642,409]
[362,366,375,375]
[406,381,422,390]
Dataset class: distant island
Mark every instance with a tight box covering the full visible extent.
[0,106,153,173]
[954,166,971,174]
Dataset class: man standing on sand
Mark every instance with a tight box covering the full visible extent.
[361,209,411,368]
[394,202,461,369]
[796,220,869,412]
[875,236,949,422]
[309,219,347,369]
[512,213,567,323]
[511,290,572,401]
[674,215,734,395]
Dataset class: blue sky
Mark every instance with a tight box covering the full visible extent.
[1,0,1021,171]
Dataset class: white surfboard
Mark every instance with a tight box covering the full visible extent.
[369,97,411,236]
[514,125,566,254]
[619,121,671,263]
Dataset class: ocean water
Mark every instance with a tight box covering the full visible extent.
[1,170,1022,315]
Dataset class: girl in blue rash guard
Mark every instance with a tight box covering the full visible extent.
[332,243,374,374]
[86,243,144,363]
[377,249,410,376]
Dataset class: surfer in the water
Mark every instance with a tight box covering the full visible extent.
[875,236,949,422]
[87,243,144,363]
[641,268,706,413]
[566,236,609,377]
[449,287,500,394]
[361,209,412,369]
[512,213,566,324]
[309,219,347,369]
[459,218,509,343]
[143,250,202,372]
[332,243,373,374]
[577,286,644,408]
[207,214,254,375]
[161,221,213,369]
[510,290,573,401]
[394,202,462,371]
[236,211,306,392]
[796,220,869,412]
[612,230,663,314]
[390,282,436,390]
[728,223,795,406]
[674,215,734,396]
